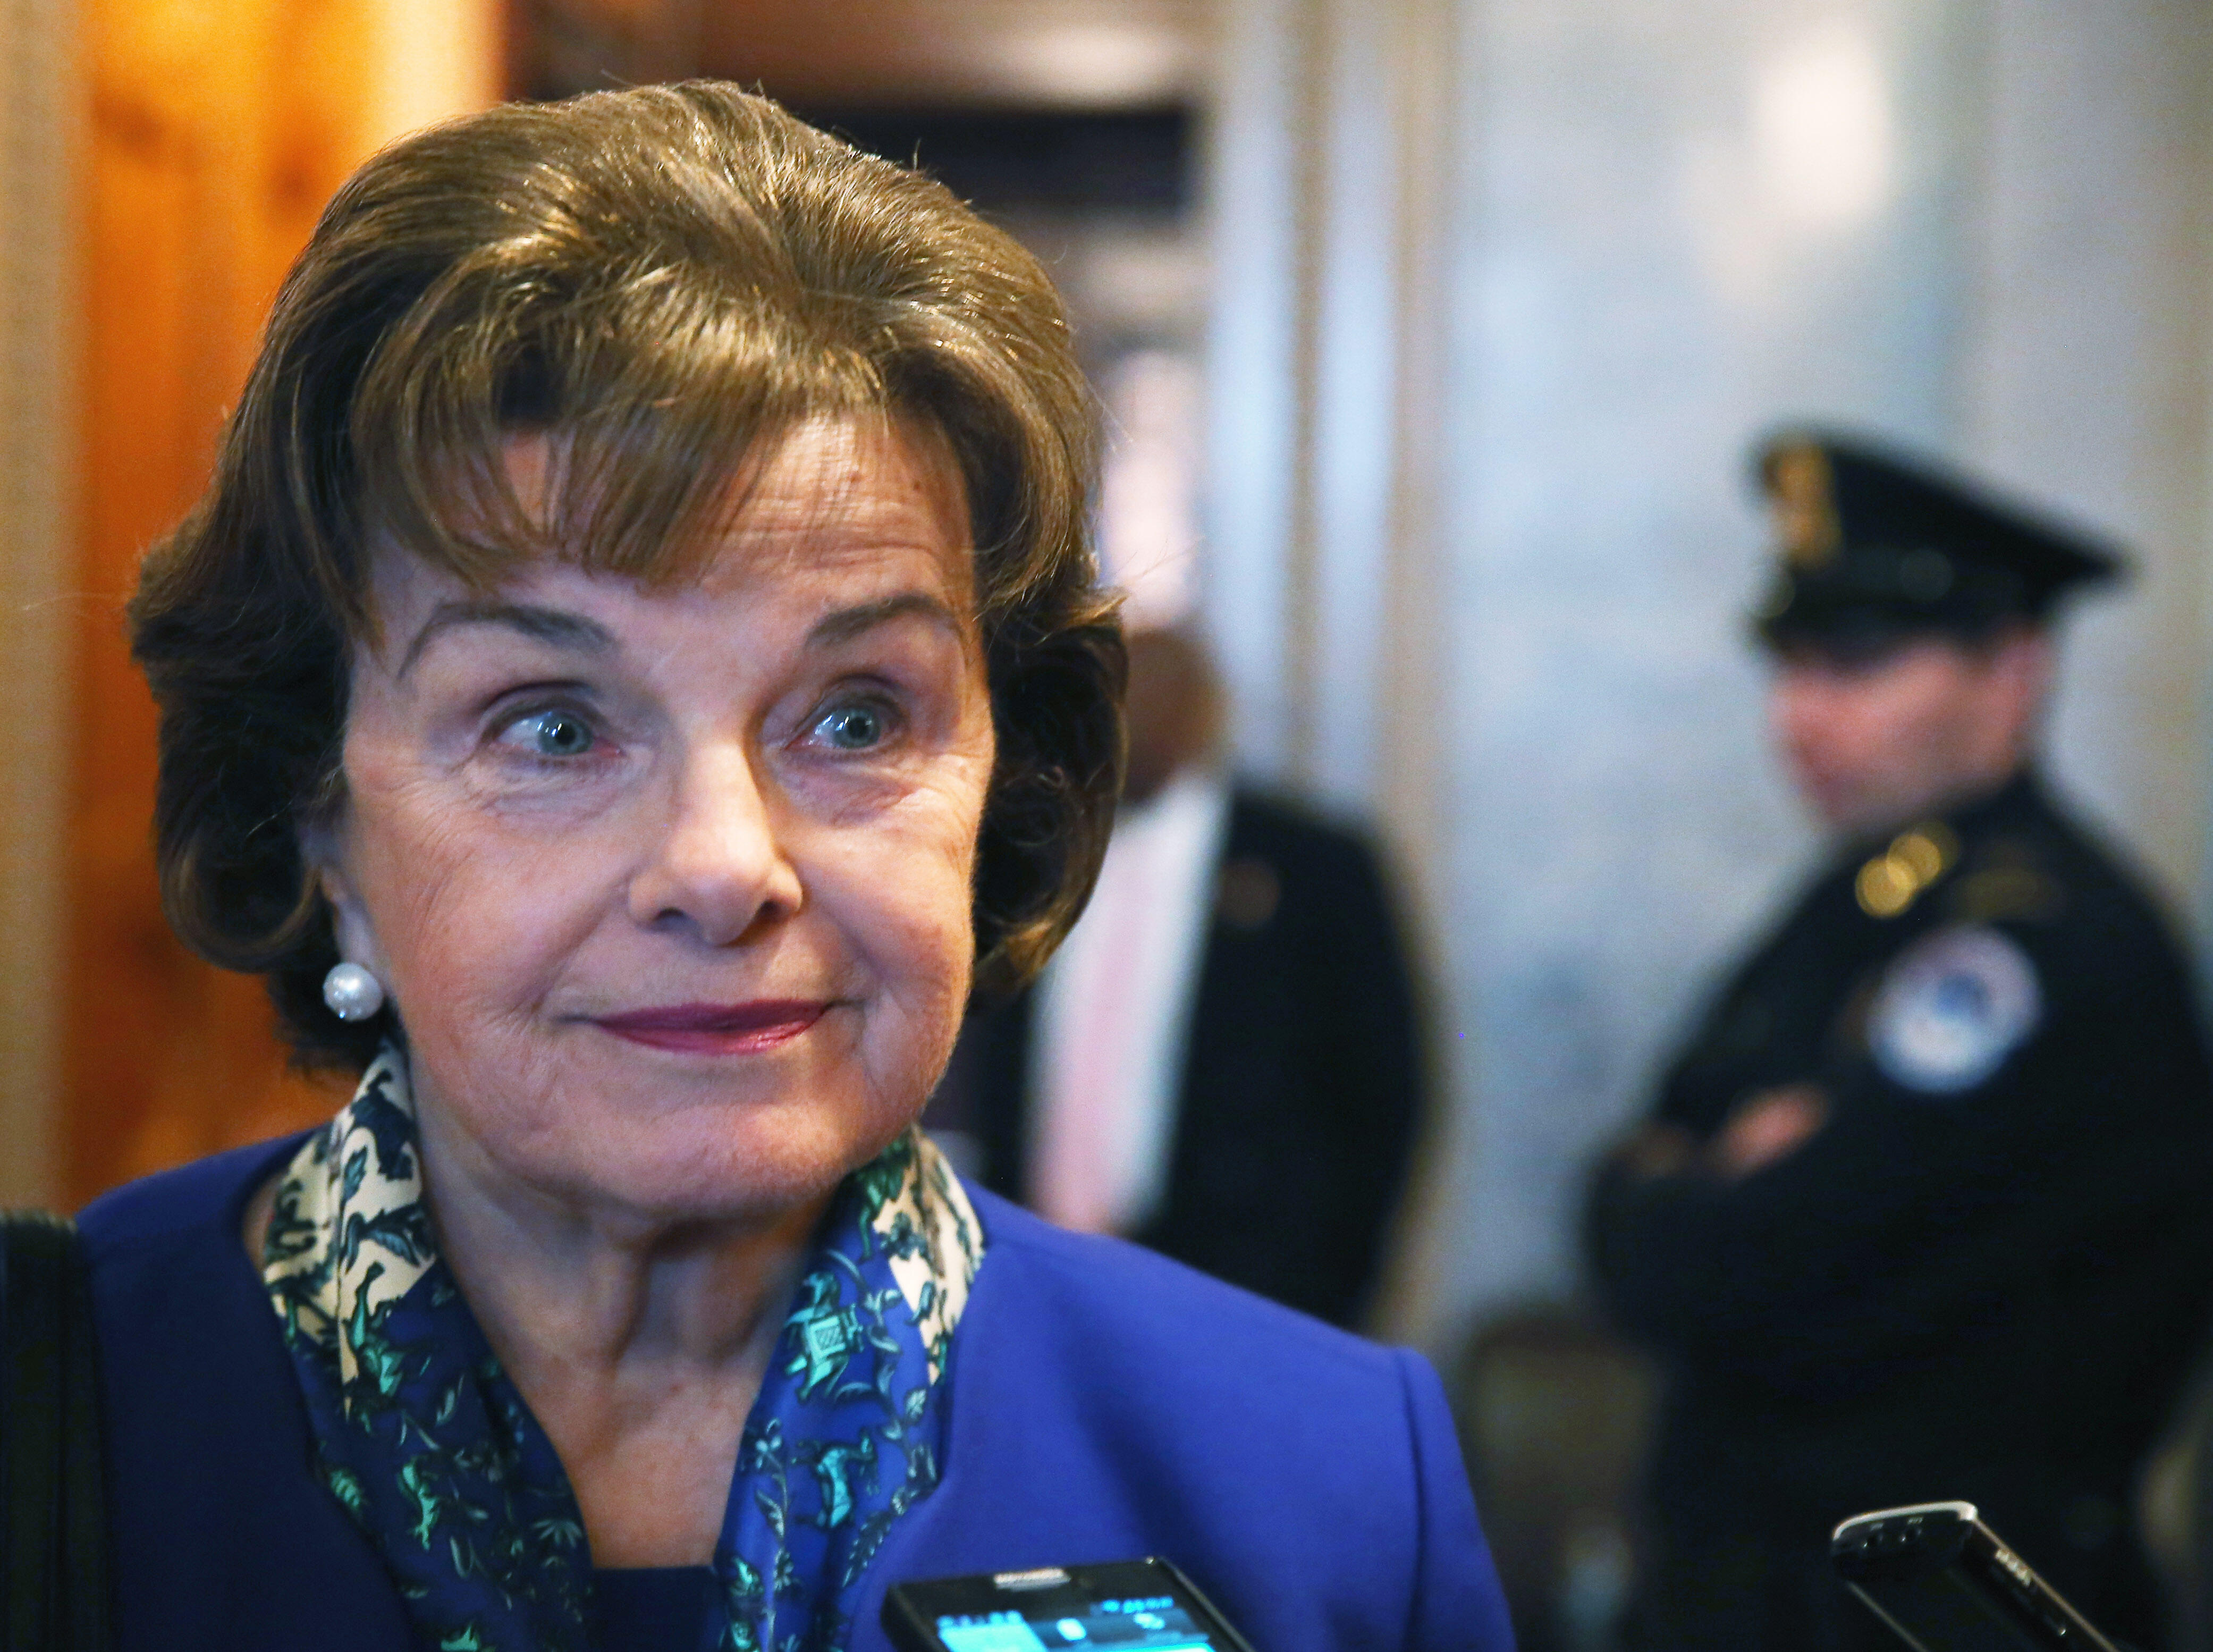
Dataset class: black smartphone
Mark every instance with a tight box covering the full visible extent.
[1830,1501,2122,1652]
[881,1557,1258,1652]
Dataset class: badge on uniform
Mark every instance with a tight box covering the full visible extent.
[1867,925,2042,1095]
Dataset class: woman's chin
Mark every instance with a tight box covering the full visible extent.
[493,1101,914,1228]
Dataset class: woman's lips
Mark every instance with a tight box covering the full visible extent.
[591,1000,829,1055]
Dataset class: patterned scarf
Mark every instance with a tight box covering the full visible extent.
[263,1045,984,1652]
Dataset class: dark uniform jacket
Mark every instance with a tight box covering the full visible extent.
[1587,772,2213,1651]
[943,786,1424,1329]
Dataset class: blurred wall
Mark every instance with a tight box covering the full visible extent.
[1204,0,2213,1342]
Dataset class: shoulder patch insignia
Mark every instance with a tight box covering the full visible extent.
[1868,925,2042,1095]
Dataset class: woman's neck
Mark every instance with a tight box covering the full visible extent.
[424,1142,822,1372]
[416,1105,831,1567]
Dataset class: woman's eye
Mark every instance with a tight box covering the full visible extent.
[813,702,889,752]
[505,709,597,758]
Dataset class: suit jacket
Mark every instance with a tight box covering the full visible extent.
[944,786,1424,1328]
[80,1132,1507,1652]
[1587,772,2213,1651]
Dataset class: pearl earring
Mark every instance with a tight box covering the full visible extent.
[322,962,386,1022]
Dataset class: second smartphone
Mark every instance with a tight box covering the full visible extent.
[1830,1501,2122,1652]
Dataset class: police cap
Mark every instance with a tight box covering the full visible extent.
[1750,431,2124,653]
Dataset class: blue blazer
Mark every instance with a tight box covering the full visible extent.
[80,1135,1511,1651]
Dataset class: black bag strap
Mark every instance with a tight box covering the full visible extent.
[2,1212,113,1652]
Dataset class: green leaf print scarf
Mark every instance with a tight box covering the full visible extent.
[262,1044,984,1651]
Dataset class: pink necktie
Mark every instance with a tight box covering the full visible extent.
[1032,849,1156,1233]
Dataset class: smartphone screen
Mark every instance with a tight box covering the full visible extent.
[882,1559,1255,1652]
[929,1596,1217,1651]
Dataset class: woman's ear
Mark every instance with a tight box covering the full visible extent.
[300,816,384,976]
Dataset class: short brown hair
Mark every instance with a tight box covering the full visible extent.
[130,82,1124,1069]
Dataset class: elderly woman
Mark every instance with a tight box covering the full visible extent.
[78,85,1506,1652]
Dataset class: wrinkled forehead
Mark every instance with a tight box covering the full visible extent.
[353,411,978,648]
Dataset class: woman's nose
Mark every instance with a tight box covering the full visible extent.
[627,740,804,945]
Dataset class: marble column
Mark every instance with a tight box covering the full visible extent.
[1203,0,1469,1331]
[1959,0,2213,919]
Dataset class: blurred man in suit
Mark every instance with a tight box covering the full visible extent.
[932,627,1425,1328]
[1586,433,2213,1652]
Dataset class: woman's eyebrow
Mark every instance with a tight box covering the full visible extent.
[397,600,615,678]
[806,591,963,649]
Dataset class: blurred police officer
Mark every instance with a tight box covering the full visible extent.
[1586,433,2213,1652]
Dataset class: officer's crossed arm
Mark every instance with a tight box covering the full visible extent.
[1587,922,2076,1371]
[1709,1083,1829,1175]
[1612,1083,1829,1182]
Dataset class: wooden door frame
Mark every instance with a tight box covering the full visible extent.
[0,0,79,1208]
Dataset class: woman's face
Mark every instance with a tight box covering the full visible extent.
[316,417,995,1226]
